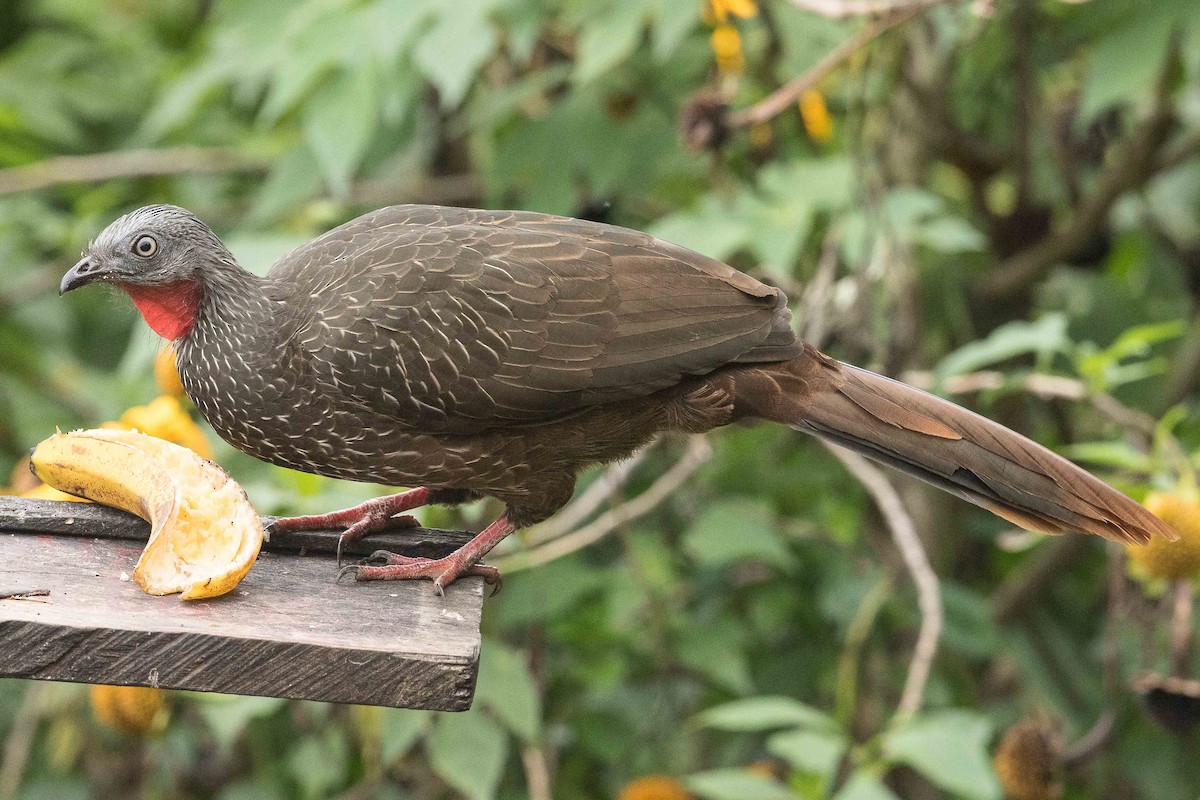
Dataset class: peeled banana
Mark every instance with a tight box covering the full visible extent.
[29,429,263,600]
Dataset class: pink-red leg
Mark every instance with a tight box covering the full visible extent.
[268,487,431,564]
[339,514,516,595]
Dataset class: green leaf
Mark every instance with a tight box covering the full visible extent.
[475,639,542,742]
[1058,441,1155,473]
[378,709,431,765]
[934,314,1070,380]
[288,730,348,800]
[696,696,839,733]
[832,773,902,800]
[685,769,796,800]
[683,499,795,570]
[767,728,847,778]
[675,620,755,694]
[194,695,287,750]
[574,3,647,84]
[301,65,379,196]
[1077,2,1177,122]
[413,2,498,108]
[426,710,509,800]
[648,196,752,263]
[882,710,1002,800]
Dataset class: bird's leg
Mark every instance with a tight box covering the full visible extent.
[268,487,431,564]
[339,513,516,595]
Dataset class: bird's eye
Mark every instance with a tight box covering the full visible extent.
[132,235,158,258]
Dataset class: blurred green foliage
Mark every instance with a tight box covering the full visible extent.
[2,0,1200,798]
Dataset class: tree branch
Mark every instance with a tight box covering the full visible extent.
[825,443,942,724]
[494,437,712,573]
[0,147,269,195]
[974,45,1184,300]
[783,0,949,19]
[728,8,923,128]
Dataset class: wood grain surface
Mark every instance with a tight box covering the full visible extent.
[0,497,483,710]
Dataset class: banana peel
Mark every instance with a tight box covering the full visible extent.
[29,429,263,600]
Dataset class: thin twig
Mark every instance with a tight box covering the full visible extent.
[524,451,649,546]
[784,0,948,18]
[728,8,923,128]
[824,443,942,725]
[0,589,49,600]
[1060,711,1114,767]
[520,745,554,800]
[834,577,894,727]
[1170,580,1194,678]
[0,147,269,195]
[494,437,712,574]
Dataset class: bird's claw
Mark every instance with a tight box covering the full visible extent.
[336,549,502,596]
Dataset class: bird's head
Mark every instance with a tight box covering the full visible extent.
[61,205,230,340]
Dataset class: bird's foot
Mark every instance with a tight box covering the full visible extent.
[336,513,517,596]
[266,486,431,564]
[339,550,502,596]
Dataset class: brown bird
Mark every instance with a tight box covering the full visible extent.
[60,204,1174,592]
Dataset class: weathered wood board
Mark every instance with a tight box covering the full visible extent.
[0,498,484,711]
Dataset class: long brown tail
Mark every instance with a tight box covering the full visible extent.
[752,350,1175,545]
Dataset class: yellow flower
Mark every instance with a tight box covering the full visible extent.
[105,396,213,459]
[992,718,1062,800]
[799,89,834,145]
[90,685,167,735]
[154,345,186,398]
[710,24,744,74]
[618,775,690,800]
[1127,492,1200,581]
[703,0,758,24]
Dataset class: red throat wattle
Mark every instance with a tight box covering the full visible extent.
[120,281,202,340]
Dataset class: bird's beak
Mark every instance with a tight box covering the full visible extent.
[59,256,111,295]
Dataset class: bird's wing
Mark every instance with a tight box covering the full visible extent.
[272,205,799,433]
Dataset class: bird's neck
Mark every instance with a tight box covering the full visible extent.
[122,281,203,341]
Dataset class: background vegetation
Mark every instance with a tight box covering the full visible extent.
[2,0,1200,797]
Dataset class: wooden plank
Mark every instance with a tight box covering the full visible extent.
[0,498,484,711]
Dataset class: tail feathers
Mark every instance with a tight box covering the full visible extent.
[787,361,1175,545]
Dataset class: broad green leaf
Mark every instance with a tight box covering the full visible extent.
[683,499,795,569]
[648,196,752,263]
[767,728,847,778]
[882,710,1002,800]
[413,2,498,108]
[378,709,431,765]
[574,3,647,84]
[475,640,542,742]
[302,66,379,196]
[1059,441,1154,472]
[675,622,755,694]
[195,695,287,750]
[426,711,509,800]
[288,730,348,800]
[832,773,902,800]
[1077,2,1178,122]
[686,769,796,800]
[696,696,839,733]
[934,314,1070,380]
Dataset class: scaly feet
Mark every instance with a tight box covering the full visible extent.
[267,486,431,564]
[340,515,516,595]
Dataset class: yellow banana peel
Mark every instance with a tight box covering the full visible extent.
[29,429,263,600]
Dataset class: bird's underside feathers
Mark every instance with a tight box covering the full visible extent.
[268,205,800,434]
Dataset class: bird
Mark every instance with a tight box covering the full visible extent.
[60,204,1175,593]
